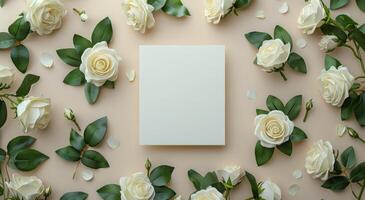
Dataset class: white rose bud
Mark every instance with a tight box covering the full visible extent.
[217,165,244,186]
[319,35,339,52]
[305,140,335,181]
[24,0,67,35]
[319,66,354,107]
[121,0,155,33]
[0,65,15,88]
[17,96,51,132]
[64,108,75,121]
[120,172,155,200]
[80,41,121,87]
[256,39,291,72]
[6,174,45,200]
[255,110,294,148]
[260,180,282,200]
[80,13,88,22]
[190,187,224,200]
[297,0,326,35]
[205,0,235,24]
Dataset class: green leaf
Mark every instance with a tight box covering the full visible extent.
[234,0,252,9]
[287,52,307,74]
[0,32,15,49]
[81,150,110,169]
[70,129,85,151]
[0,100,7,128]
[56,48,82,67]
[274,25,292,46]
[16,74,40,96]
[354,92,365,126]
[56,146,81,161]
[341,93,359,120]
[92,17,113,45]
[188,169,204,190]
[61,192,88,200]
[154,186,176,200]
[284,95,302,120]
[84,116,107,147]
[332,160,343,175]
[162,0,190,17]
[14,149,49,171]
[350,162,365,182]
[103,80,115,89]
[277,140,292,156]
[73,34,92,55]
[255,141,274,166]
[150,165,174,186]
[330,0,350,10]
[7,135,36,156]
[63,69,86,86]
[245,32,272,48]
[245,171,259,199]
[11,44,29,73]
[148,0,167,10]
[0,148,7,162]
[256,109,269,115]
[0,0,4,7]
[341,146,357,169]
[84,82,100,104]
[97,184,121,200]
[357,0,365,12]
[336,14,358,31]
[359,24,365,34]
[322,176,350,191]
[8,17,30,41]
[350,29,365,51]
[320,24,347,44]
[290,127,307,142]
[324,55,342,70]
[266,95,285,111]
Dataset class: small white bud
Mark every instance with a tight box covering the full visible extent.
[64,108,75,121]
[80,13,88,22]
[319,35,339,52]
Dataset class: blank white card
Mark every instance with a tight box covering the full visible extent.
[139,45,225,145]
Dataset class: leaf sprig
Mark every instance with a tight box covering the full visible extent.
[148,0,190,17]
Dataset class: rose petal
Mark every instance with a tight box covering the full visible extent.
[125,70,136,82]
[40,53,54,68]
[288,184,300,196]
[295,38,307,49]
[292,169,303,179]
[278,2,289,14]
[81,169,94,181]
[107,137,120,150]
[256,10,265,19]
[246,90,257,100]
[336,124,347,137]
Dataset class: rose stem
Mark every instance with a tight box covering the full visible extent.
[278,70,287,81]
[73,119,81,131]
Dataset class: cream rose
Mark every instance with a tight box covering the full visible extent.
[6,174,45,200]
[80,41,121,87]
[190,187,224,200]
[205,0,235,24]
[24,0,67,35]
[120,172,155,200]
[305,140,335,181]
[17,96,51,132]
[297,0,326,35]
[217,165,244,186]
[260,180,281,200]
[319,66,354,107]
[121,0,155,33]
[0,65,15,87]
[319,35,338,52]
[256,39,291,71]
[255,110,294,148]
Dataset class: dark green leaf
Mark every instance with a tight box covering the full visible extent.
[332,160,343,175]
[97,184,121,200]
[266,95,285,111]
[274,25,292,46]
[350,29,365,51]
[320,24,347,43]
[56,48,81,67]
[148,0,167,10]
[245,32,272,48]
[322,176,349,191]
[330,0,350,10]
[359,24,365,34]
[354,92,365,126]
[357,0,365,12]
[0,32,15,49]
[245,171,259,198]
[16,74,40,96]
[162,0,190,17]
[8,17,30,41]
[336,14,358,31]
[154,186,176,200]
[255,141,274,166]
[188,169,204,190]
[341,146,357,169]
[256,109,269,115]
[341,94,359,120]
[81,150,109,169]
[277,140,292,156]
[92,17,113,45]
[73,34,92,55]
[70,129,85,151]
[287,52,307,74]
[84,116,107,147]
[234,0,252,9]
[284,95,302,120]
[7,135,36,156]
[14,149,49,171]
[0,148,6,162]
[150,165,174,186]
[61,192,88,200]
[11,44,29,73]
[324,55,341,70]
[0,100,7,128]
[290,127,307,142]
[350,162,365,182]
[103,81,115,89]
[0,0,4,7]
[63,69,86,86]
[84,82,100,104]
[56,146,81,161]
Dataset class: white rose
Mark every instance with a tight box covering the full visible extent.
[319,66,354,107]
[260,180,281,200]
[205,0,235,24]
[120,172,155,200]
[0,65,15,88]
[319,35,338,52]
[191,187,224,200]
[80,41,121,87]
[217,165,244,186]
[174,195,183,200]
[305,140,335,181]
[255,110,294,148]
[17,96,51,132]
[24,0,67,35]
[297,0,326,35]
[256,39,291,71]
[121,0,155,33]
[6,174,45,200]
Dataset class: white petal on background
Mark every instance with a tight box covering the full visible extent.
[40,53,54,68]
[278,2,289,14]
[81,169,94,181]
[295,38,307,49]
[107,137,120,150]
[256,10,265,19]
[246,90,257,100]
[292,169,303,179]
[288,184,300,196]
[336,124,347,137]
[125,70,136,82]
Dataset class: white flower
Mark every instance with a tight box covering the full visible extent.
[217,165,244,186]
[0,65,14,87]
[255,110,294,148]
[24,0,67,35]
[64,108,75,121]
[305,140,335,181]
[260,180,282,200]
[17,96,51,132]
[297,0,326,35]
[190,187,224,200]
[256,39,291,71]
[80,41,121,87]
[319,35,338,52]
[121,0,155,33]
[205,0,235,24]
[120,172,155,200]
[319,66,355,107]
[6,174,45,200]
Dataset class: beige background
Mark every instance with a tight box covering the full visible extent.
[1,0,365,199]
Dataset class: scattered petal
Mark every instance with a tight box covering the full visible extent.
[256,10,265,19]
[292,169,303,179]
[81,169,94,181]
[336,124,347,137]
[107,137,120,150]
[125,70,136,82]
[278,2,289,14]
[288,184,300,196]
[295,38,307,49]
[40,53,54,68]
[246,90,257,100]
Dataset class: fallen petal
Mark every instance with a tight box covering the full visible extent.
[336,124,347,137]
[107,137,120,150]
[292,169,303,179]
[256,10,265,19]
[288,184,300,196]
[246,90,257,100]
[81,169,94,181]
[40,53,54,68]
[126,70,136,82]
[295,38,307,49]
[278,2,289,14]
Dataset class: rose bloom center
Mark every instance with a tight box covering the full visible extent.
[90,54,112,75]
[263,117,285,139]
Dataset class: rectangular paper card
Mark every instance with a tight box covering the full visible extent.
[139,45,225,145]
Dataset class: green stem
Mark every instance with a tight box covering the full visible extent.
[278,70,287,81]
[303,110,309,122]
[358,180,365,200]
[72,119,81,131]
[354,42,365,75]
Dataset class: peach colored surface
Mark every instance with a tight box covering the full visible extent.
[1,0,365,199]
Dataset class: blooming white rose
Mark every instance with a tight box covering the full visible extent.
[80,41,121,87]
[305,140,335,181]
[0,65,14,87]
[205,0,235,24]
[190,187,224,200]
[319,66,355,107]
[6,174,45,200]
[120,172,155,200]
[297,0,326,35]
[255,110,294,148]
[121,0,155,33]
[24,0,67,35]
[17,96,51,132]
[319,35,338,52]
[256,39,291,71]
[260,180,281,200]
[217,165,244,185]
